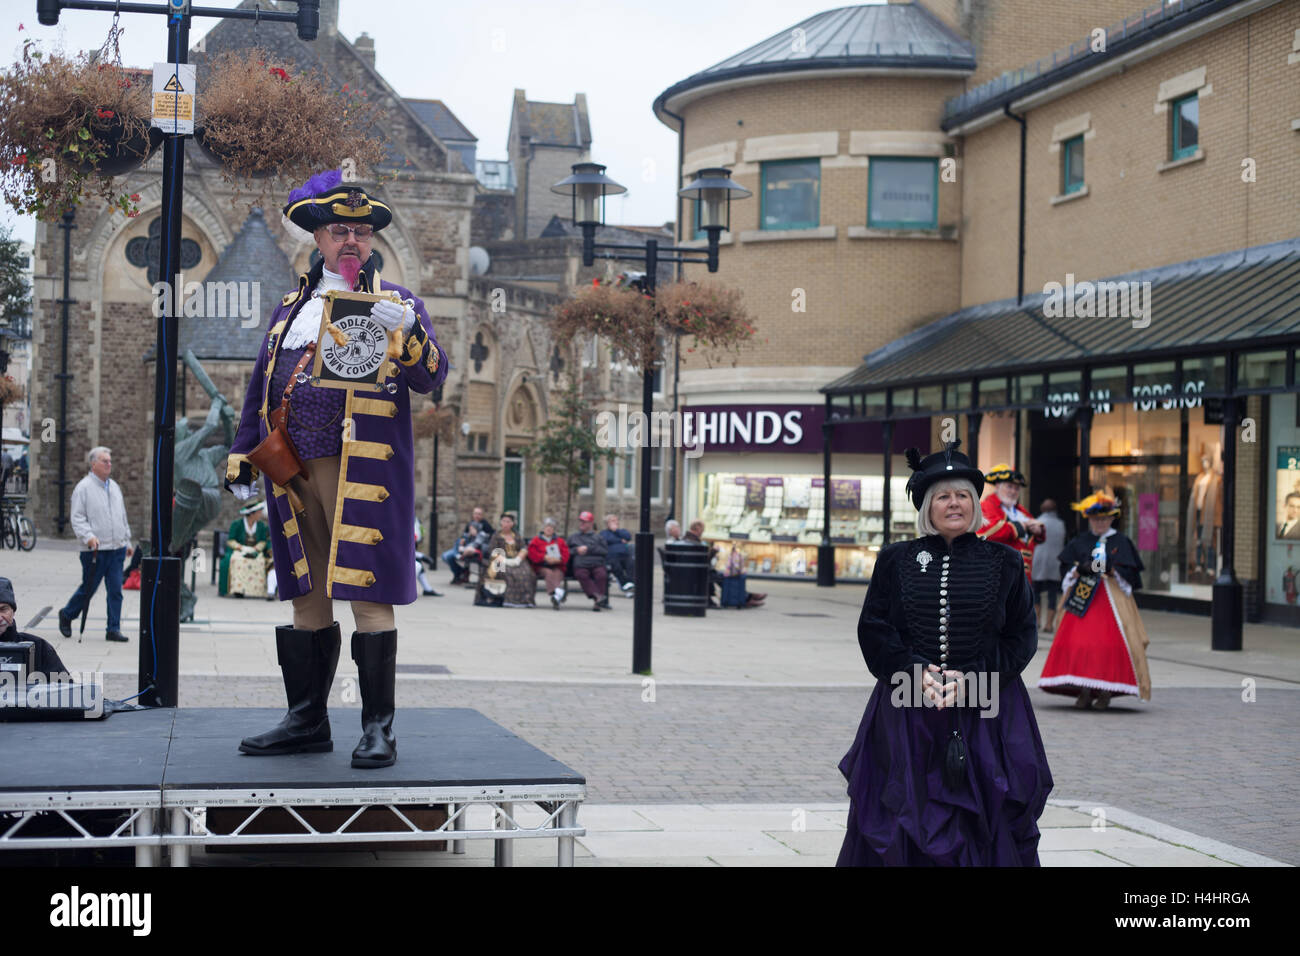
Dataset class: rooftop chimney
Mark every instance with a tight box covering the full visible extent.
[354,31,375,68]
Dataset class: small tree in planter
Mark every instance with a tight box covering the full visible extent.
[196,48,386,207]
[0,41,153,220]
[521,376,619,534]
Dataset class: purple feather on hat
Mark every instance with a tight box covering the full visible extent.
[287,168,343,206]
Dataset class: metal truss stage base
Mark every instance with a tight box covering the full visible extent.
[0,708,586,867]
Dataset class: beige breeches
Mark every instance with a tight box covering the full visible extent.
[290,455,395,633]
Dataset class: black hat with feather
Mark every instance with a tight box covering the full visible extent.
[902,440,985,510]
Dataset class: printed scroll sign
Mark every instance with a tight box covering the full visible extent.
[311,290,403,390]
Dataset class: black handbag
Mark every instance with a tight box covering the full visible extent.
[943,720,967,791]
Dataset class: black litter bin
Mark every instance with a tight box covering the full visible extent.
[660,543,711,617]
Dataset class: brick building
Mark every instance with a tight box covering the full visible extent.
[653,0,1300,628]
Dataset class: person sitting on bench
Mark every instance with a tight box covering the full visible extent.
[567,511,610,611]
[442,506,493,585]
[529,518,570,609]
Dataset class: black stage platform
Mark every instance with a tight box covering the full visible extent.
[0,708,586,866]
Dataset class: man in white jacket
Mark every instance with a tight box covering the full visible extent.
[57,447,134,642]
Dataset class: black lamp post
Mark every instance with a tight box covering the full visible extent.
[39,0,321,706]
[551,163,749,674]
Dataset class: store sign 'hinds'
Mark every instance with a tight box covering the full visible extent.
[1046,379,1206,418]
[684,408,805,448]
[680,405,929,455]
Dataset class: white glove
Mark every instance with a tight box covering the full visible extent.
[370,298,414,334]
[230,483,255,501]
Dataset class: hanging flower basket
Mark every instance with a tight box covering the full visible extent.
[196,48,387,206]
[0,41,152,219]
[76,113,163,177]
[192,126,271,179]
[553,276,756,370]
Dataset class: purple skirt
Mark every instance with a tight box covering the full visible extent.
[836,675,1052,866]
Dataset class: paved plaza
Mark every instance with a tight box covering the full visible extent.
[5,538,1298,866]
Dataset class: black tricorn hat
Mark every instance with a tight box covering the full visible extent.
[283,169,393,233]
[903,440,985,510]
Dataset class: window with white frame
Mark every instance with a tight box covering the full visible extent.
[649,445,664,502]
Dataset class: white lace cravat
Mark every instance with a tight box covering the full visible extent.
[280,267,353,350]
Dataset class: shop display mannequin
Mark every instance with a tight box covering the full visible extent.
[1185,447,1223,578]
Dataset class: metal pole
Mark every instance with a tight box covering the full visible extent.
[134,807,157,867]
[168,806,190,867]
[632,241,657,674]
[668,335,680,521]
[493,801,514,868]
[557,802,577,867]
[881,420,894,548]
[139,13,188,708]
[817,400,835,586]
[430,429,439,555]
[55,209,75,535]
[1212,378,1243,651]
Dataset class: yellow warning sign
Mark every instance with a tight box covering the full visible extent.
[152,62,196,134]
[152,92,193,121]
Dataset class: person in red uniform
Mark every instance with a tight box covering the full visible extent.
[977,464,1044,583]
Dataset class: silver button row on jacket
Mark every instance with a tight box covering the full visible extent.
[938,554,950,671]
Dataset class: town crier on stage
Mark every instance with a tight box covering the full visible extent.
[978,463,1045,583]
[225,169,449,768]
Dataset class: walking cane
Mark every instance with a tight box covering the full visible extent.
[76,550,107,644]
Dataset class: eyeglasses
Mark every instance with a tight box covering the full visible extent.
[326,224,374,240]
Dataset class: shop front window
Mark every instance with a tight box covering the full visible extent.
[1238,350,1287,391]
[694,471,910,580]
[916,385,943,414]
[1087,363,1225,599]
[1089,366,1128,408]
[1015,374,1046,409]
[890,387,916,416]
[948,381,973,413]
[1265,393,1300,611]
[977,377,1009,409]
[1179,355,1226,397]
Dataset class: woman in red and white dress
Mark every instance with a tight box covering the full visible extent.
[1038,493,1152,709]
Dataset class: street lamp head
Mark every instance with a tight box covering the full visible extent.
[678,167,750,234]
[295,0,320,40]
[679,167,750,273]
[551,162,627,227]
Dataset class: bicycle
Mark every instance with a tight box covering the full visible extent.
[1,500,36,551]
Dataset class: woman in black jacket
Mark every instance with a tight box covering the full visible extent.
[836,442,1053,866]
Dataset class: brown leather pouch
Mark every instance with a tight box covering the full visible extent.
[247,345,315,488]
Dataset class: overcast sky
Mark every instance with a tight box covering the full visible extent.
[1,0,862,244]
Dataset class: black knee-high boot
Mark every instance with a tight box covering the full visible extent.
[239,623,342,755]
[351,629,397,768]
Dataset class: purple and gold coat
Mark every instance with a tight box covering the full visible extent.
[225,259,449,605]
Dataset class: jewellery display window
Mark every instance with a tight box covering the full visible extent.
[695,472,912,580]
